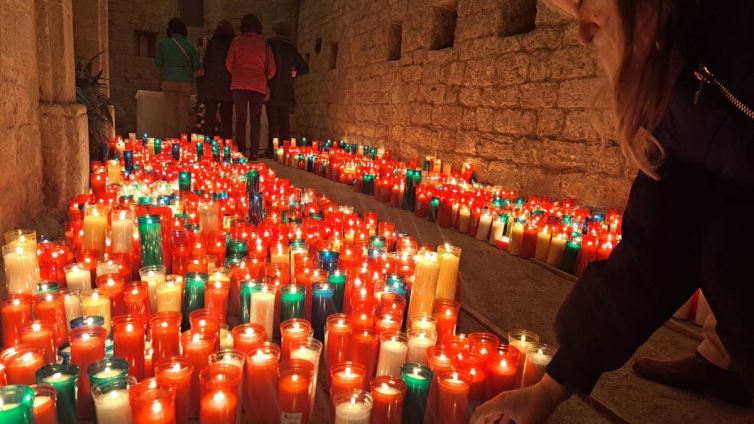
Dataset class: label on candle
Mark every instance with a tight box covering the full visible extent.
[281,412,303,424]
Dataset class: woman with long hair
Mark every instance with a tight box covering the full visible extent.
[472,1,754,422]
[200,20,235,139]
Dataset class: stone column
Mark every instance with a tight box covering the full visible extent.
[36,0,90,210]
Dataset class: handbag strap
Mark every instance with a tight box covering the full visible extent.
[264,42,270,78]
[694,63,754,120]
[171,37,192,68]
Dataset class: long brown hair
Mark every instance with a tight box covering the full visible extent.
[613,0,684,179]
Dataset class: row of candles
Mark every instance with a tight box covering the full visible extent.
[272,138,622,276]
[0,133,556,423]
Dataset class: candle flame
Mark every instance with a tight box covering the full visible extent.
[538,348,544,355]
[151,401,162,413]
[32,322,41,332]
[53,372,62,379]
[172,363,181,372]
[22,352,34,362]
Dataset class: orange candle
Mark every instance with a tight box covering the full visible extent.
[154,356,194,424]
[199,363,242,424]
[436,370,471,424]
[325,314,352,373]
[181,331,217,419]
[19,321,56,364]
[0,345,45,385]
[426,345,457,374]
[205,279,230,324]
[34,292,68,347]
[485,345,519,401]
[278,359,314,424]
[280,319,312,359]
[70,326,108,420]
[129,378,176,424]
[433,299,459,341]
[457,352,487,407]
[1,294,33,347]
[330,362,365,401]
[350,328,379,388]
[375,313,401,336]
[231,323,267,355]
[123,282,152,323]
[469,332,499,358]
[149,312,182,368]
[369,375,406,424]
[245,343,280,424]
[189,308,221,348]
[32,383,59,424]
[112,315,146,380]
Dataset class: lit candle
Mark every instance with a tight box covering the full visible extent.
[325,314,353,373]
[507,329,539,388]
[406,329,436,365]
[369,376,406,424]
[155,278,182,313]
[92,378,133,424]
[400,364,433,423]
[245,343,280,424]
[330,362,366,401]
[375,332,408,378]
[250,284,276,340]
[436,370,471,424]
[485,345,519,400]
[65,263,92,293]
[0,385,35,424]
[457,352,487,409]
[0,345,45,385]
[435,244,460,301]
[180,331,217,419]
[80,290,111,333]
[508,219,525,255]
[112,315,146,379]
[290,338,323,419]
[82,205,108,256]
[521,344,556,388]
[199,363,242,424]
[205,279,230,324]
[457,205,471,233]
[36,364,78,423]
[433,299,459,340]
[334,390,372,424]
[70,326,108,420]
[1,295,33,348]
[280,319,313,359]
[534,225,552,262]
[139,265,166,314]
[231,323,267,355]
[469,332,500,359]
[311,283,336,342]
[475,211,493,241]
[19,321,56,363]
[351,328,379,388]
[3,245,39,295]
[31,383,59,424]
[154,357,193,424]
[278,359,313,424]
[488,214,508,245]
[128,378,176,424]
[281,284,306,321]
[407,252,440,326]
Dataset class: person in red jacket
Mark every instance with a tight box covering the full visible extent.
[226,14,276,160]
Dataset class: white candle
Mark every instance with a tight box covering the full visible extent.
[407,330,436,365]
[140,267,166,314]
[488,217,506,245]
[522,347,554,388]
[335,398,371,424]
[435,245,460,300]
[65,264,92,293]
[375,337,408,378]
[508,220,525,255]
[291,342,322,418]
[93,388,133,424]
[250,289,276,340]
[83,207,108,255]
[81,290,111,332]
[96,261,120,277]
[3,245,39,294]
[63,291,83,329]
[476,212,493,241]
[451,202,460,226]
[111,211,134,254]
[270,245,289,265]
[458,205,471,233]
[407,252,440,324]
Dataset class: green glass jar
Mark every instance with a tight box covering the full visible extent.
[280,284,305,321]
[327,270,347,313]
[0,385,35,424]
[401,363,433,423]
[178,171,191,192]
[36,364,78,423]
[87,358,129,388]
[183,272,208,329]
[239,280,261,324]
[137,215,163,267]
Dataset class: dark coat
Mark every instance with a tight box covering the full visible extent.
[266,36,309,106]
[199,38,233,102]
[547,0,754,394]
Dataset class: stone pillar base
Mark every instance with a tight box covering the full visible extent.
[40,102,89,210]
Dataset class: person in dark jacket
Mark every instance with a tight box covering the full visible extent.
[472,1,754,422]
[200,20,235,139]
[226,14,276,160]
[265,21,309,157]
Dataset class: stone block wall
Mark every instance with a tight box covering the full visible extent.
[293,0,634,209]
[108,0,298,134]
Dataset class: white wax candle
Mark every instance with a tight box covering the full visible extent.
[334,399,370,424]
[64,292,83,329]
[458,206,471,233]
[65,265,92,293]
[110,214,134,254]
[140,270,166,314]
[375,339,408,378]
[3,246,39,294]
[407,332,436,365]
[291,345,321,418]
[94,388,133,424]
[96,262,120,277]
[82,292,111,332]
[250,290,276,340]
[476,213,493,241]
[435,246,460,300]
[508,221,525,255]
[489,219,506,245]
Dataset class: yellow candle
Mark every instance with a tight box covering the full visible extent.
[107,159,122,184]
[111,210,134,254]
[156,280,182,313]
[508,220,525,255]
[435,244,461,300]
[270,244,289,265]
[534,228,552,262]
[81,290,112,332]
[407,251,440,326]
[545,234,567,267]
[2,245,39,294]
[82,205,108,255]
[457,205,471,233]
[476,212,493,241]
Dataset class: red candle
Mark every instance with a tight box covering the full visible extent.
[189,308,221,348]
[520,223,539,258]
[245,343,280,424]
[34,292,68,347]
[280,319,313,359]
[278,359,314,424]
[325,314,352,373]
[123,281,152,323]
[485,345,519,400]
[155,356,194,424]
[96,274,126,316]
[350,328,379,388]
[113,314,146,379]
[70,326,108,419]
[369,375,406,424]
[19,321,56,363]
[150,312,182,368]
[378,293,406,324]
[0,345,45,385]
[433,299,459,341]
[199,362,242,424]
[231,323,267,355]
[129,378,176,424]
[436,369,471,424]
[440,334,470,357]
[426,345,457,374]
[205,279,230,324]
[1,294,33,347]
[181,331,217,419]
[457,352,487,407]
[469,332,500,358]
[375,313,401,336]
[330,362,365,400]
[32,384,59,424]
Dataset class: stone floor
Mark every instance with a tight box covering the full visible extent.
[265,159,754,424]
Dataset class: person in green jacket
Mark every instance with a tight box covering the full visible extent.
[155,18,200,137]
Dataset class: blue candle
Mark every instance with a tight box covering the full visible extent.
[311,282,336,342]
[318,250,340,273]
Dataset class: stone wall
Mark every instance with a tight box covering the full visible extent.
[108,0,298,134]
[293,0,634,210]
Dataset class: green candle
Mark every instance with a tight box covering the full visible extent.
[560,239,581,274]
[36,365,77,424]
[328,270,347,312]
[0,385,34,424]
[137,215,163,267]
[280,284,305,321]
[153,138,162,154]
[196,142,203,160]
[246,169,260,193]
[401,363,433,423]
[239,280,260,324]
[362,174,375,195]
[87,358,129,388]
[183,272,208,329]
[179,171,191,192]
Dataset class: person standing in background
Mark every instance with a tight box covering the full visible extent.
[200,20,235,139]
[265,21,309,158]
[226,14,276,160]
[155,18,200,137]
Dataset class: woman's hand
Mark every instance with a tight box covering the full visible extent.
[470,374,571,424]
